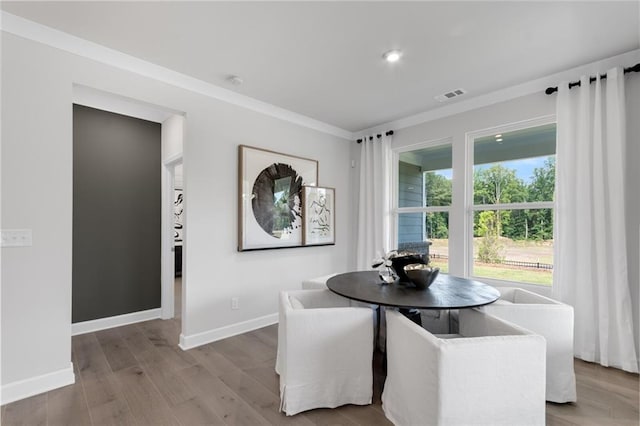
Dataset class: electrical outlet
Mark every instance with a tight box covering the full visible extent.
[231,297,239,310]
[1,229,32,247]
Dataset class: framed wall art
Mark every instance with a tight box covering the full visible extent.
[238,145,318,251]
[174,188,183,246]
[302,186,335,246]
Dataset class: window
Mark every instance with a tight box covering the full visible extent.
[395,142,452,272]
[469,122,556,286]
[393,119,556,287]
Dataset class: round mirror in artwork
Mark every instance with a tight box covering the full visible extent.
[252,163,303,239]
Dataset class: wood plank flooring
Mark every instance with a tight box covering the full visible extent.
[2,318,638,425]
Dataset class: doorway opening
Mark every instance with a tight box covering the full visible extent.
[174,163,184,319]
[162,156,185,328]
[72,84,185,344]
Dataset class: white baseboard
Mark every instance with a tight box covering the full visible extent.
[72,308,161,336]
[1,363,75,405]
[179,313,278,350]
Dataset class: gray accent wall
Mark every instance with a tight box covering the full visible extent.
[72,104,161,323]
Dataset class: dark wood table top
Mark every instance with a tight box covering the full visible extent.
[326,271,500,309]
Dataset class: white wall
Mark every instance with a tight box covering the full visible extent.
[162,114,185,161]
[174,164,184,188]
[1,33,353,398]
[1,33,75,397]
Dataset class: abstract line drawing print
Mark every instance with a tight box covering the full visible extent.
[302,186,335,246]
[308,195,331,237]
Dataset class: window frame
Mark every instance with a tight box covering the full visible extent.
[464,115,557,286]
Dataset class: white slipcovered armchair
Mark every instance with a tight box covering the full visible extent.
[382,309,546,426]
[479,287,577,403]
[301,273,381,346]
[276,289,374,415]
[301,273,336,289]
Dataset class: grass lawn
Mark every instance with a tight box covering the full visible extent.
[429,257,449,273]
[473,264,552,286]
[428,238,554,286]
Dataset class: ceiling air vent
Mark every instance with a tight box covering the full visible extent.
[434,88,467,102]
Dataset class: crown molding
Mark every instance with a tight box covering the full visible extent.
[0,11,353,140]
[355,48,640,138]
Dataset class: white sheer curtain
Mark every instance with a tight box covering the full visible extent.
[553,67,638,373]
[356,134,393,270]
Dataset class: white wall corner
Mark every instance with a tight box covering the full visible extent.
[179,313,278,350]
[1,363,75,406]
[71,308,161,336]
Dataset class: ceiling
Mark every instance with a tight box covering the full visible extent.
[2,1,639,133]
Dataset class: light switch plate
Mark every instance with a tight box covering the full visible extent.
[1,229,33,247]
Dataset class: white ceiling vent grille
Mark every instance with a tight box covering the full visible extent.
[434,88,467,102]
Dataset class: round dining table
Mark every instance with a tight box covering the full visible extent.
[326,270,500,310]
[327,270,501,350]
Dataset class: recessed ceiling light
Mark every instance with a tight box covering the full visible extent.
[495,134,502,138]
[382,50,402,63]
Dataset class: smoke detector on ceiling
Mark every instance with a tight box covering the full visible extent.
[226,75,244,86]
[434,88,467,102]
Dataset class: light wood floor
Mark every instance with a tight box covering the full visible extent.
[2,318,638,425]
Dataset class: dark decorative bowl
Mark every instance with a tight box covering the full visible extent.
[390,251,428,283]
[404,264,440,289]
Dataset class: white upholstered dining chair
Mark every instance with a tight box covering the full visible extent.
[479,286,577,402]
[276,289,374,415]
[301,273,337,289]
[382,308,546,426]
[301,273,384,347]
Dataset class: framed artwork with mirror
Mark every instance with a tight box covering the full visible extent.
[238,145,318,251]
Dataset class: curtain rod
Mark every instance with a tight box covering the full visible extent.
[356,130,394,143]
[545,63,640,95]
